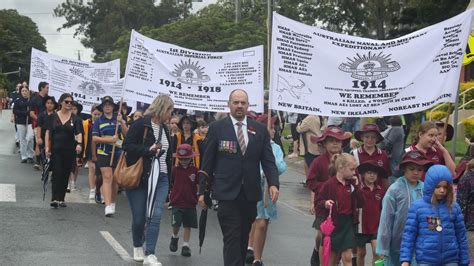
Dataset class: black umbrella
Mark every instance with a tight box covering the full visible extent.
[42,158,52,200]
[198,171,213,254]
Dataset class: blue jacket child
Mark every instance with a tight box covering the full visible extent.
[400,165,470,265]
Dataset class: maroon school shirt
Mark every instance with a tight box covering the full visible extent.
[315,176,364,227]
[170,165,199,208]
[307,152,332,195]
[355,146,392,177]
[357,183,385,234]
[336,179,353,215]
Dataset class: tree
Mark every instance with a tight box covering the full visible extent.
[392,0,469,38]
[53,0,182,61]
[0,9,46,91]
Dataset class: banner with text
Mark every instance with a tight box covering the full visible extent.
[269,11,473,117]
[29,48,121,113]
[69,78,127,114]
[123,30,264,112]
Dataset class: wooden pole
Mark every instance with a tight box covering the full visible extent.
[264,0,273,209]
[110,97,123,166]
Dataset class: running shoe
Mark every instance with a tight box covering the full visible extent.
[133,247,144,262]
[143,254,162,266]
[105,205,114,217]
[181,246,191,257]
[89,189,96,200]
[50,201,59,209]
[169,236,179,252]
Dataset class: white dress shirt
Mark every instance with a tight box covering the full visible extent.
[229,115,249,146]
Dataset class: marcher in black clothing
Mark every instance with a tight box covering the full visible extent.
[13,87,34,163]
[45,93,82,209]
[29,81,49,169]
[36,96,58,163]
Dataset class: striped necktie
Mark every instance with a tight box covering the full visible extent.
[236,122,247,155]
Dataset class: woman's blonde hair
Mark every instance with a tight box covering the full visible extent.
[144,95,174,121]
[328,153,356,176]
[431,182,454,211]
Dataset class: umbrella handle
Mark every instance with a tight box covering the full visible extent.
[329,205,332,218]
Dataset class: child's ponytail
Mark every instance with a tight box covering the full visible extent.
[328,153,356,176]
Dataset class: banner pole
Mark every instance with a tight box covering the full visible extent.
[264,0,273,209]
[451,85,461,157]
[110,97,123,166]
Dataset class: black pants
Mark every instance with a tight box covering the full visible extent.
[51,149,75,201]
[217,188,257,266]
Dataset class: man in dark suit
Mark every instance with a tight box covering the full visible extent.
[198,89,280,266]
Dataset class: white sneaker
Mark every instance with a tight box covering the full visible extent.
[89,189,96,200]
[111,202,116,213]
[70,181,77,191]
[143,254,162,266]
[133,247,144,262]
[105,205,114,217]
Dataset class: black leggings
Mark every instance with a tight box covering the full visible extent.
[51,149,75,201]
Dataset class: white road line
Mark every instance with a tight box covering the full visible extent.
[0,184,16,202]
[100,231,134,262]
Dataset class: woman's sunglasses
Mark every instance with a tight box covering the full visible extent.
[63,100,73,104]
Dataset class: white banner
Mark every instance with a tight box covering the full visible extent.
[69,78,127,114]
[123,30,264,112]
[29,48,120,113]
[269,11,473,117]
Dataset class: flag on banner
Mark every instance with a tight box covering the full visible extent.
[123,30,264,113]
[269,10,473,117]
[463,34,474,65]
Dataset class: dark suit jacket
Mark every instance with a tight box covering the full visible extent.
[199,116,279,201]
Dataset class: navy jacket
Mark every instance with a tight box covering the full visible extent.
[400,165,470,265]
[13,96,31,125]
[199,116,279,201]
[123,115,172,182]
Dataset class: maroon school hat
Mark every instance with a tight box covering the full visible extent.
[354,123,384,143]
[310,126,351,145]
[357,160,388,179]
[173,144,195,159]
[256,114,277,126]
[399,151,433,169]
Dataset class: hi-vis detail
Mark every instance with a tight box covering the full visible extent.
[338,52,400,81]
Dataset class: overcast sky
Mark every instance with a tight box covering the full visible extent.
[1,0,217,62]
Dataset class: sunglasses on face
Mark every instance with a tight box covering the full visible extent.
[63,100,73,104]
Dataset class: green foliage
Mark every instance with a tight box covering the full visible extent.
[393,0,469,37]
[462,117,474,139]
[54,0,182,61]
[0,9,46,91]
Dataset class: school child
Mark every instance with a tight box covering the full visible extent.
[400,165,470,266]
[195,120,208,139]
[306,127,351,266]
[355,161,387,266]
[169,144,199,257]
[457,159,474,231]
[246,115,287,266]
[315,153,363,266]
[352,123,391,188]
[376,151,432,266]
[83,104,101,200]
